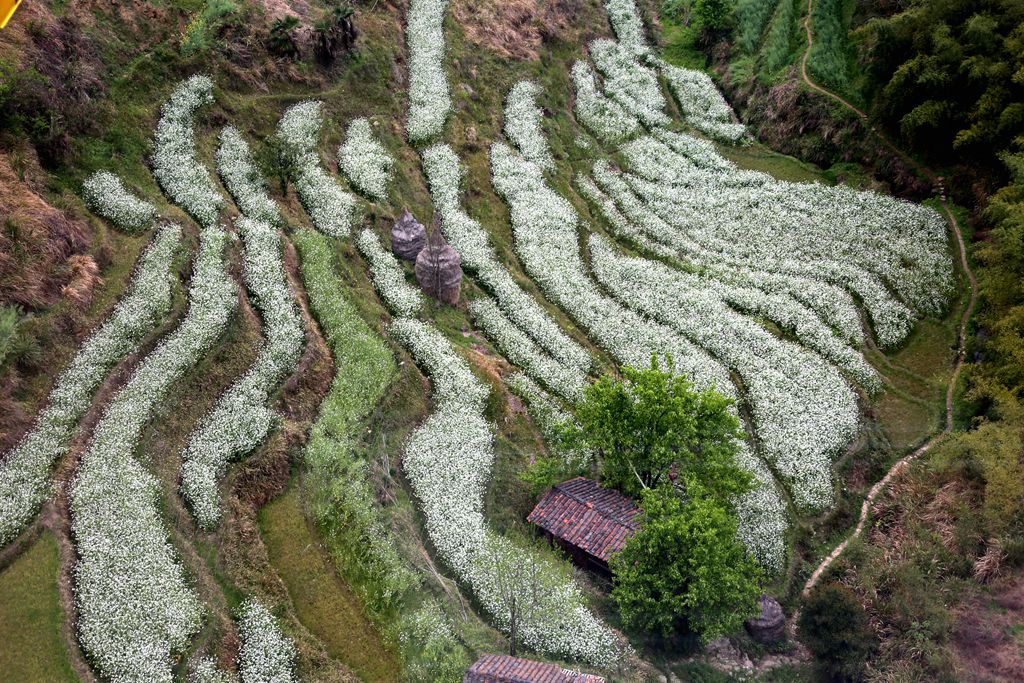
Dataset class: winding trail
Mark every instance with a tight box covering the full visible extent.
[798,0,979,599]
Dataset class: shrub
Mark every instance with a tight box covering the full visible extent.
[799,582,876,682]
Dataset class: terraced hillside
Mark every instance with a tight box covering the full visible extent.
[0,0,971,681]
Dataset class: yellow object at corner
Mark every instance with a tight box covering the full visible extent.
[0,0,23,30]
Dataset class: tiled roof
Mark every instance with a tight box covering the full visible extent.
[463,654,606,682]
[526,477,640,563]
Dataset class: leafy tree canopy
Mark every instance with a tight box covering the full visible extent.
[855,0,1024,170]
[610,484,763,641]
[563,356,750,500]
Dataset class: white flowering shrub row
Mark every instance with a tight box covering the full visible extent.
[338,117,394,201]
[71,226,237,683]
[0,225,182,548]
[602,0,650,54]
[490,141,788,565]
[181,217,304,528]
[356,229,424,317]
[490,142,727,389]
[570,61,640,143]
[420,143,591,371]
[238,600,298,683]
[406,0,451,142]
[276,101,359,238]
[658,62,747,143]
[586,153,866,345]
[613,133,954,346]
[188,658,237,683]
[588,39,670,128]
[506,372,593,470]
[589,235,859,510]
[216,126,284,227]
[469,297,585,402]
[503,82,554,171]
[731,443,789,573]
[577,169,879,388]
[82,171,159,233]
[153,75,224,228]
[391,317,620,666]
[599,0,747,143]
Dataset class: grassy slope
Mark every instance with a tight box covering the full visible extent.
[260,487,401,683]
[0,532,77,683]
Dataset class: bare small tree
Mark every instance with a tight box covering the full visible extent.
[476,537,565,657]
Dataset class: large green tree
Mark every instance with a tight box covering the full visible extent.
[609,484,763,641]
[564,357,750,499]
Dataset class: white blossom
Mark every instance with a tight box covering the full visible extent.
[71,226,236,683]
[0,225,181,547]
[356,229,424,317]
[216,126,284,227]
[391,317,621,666]
[610,132,954,346]
[570,61,640,143]
[181,218,304,528]
[152,75,224,228]
[420,143,591,372]
[489,140,788,565]
[577,170,879,387]
[338,117,394,201]
[469,296,585,402]
[589,234,859,511]
[276,101,359,238]
[602,0,651,55]
[188,658,238,683]
[588,38,670,127]
[406,0,452,142]
[82,171,158,232]
[659,62,747,143]
[237,600,297,683]
[503,81,554,170]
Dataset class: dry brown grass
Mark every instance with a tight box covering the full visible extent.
[451,0,580,61]
[0,154,91,311]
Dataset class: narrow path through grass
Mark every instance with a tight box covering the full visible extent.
[798,0,979,601]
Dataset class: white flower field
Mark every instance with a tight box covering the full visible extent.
[0,0,960,678]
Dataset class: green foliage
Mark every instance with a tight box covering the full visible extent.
[564,357,749,499]
[293,228,408,617]
[855,0,1024,165]
[180,0,237,56]
[949,153,1024,537]
[761,0,797,74]
[735,0,779,54]
[609,485,763,641]
[313,3,357,65]
[798,582,876,682]
[694,0,733,33]
[807,0,857,98]
[294,228,466,681]
[0,305,23,369]
[268,15,301,59]
[0,533,77,683]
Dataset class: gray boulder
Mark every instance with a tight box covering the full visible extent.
[744,595,786,644]
[391,209,426,261]
[415,224,462,305]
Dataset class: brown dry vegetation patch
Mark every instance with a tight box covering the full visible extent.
[0,155,91,310]
[952,573,1024,682]
[451,0,580,61]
